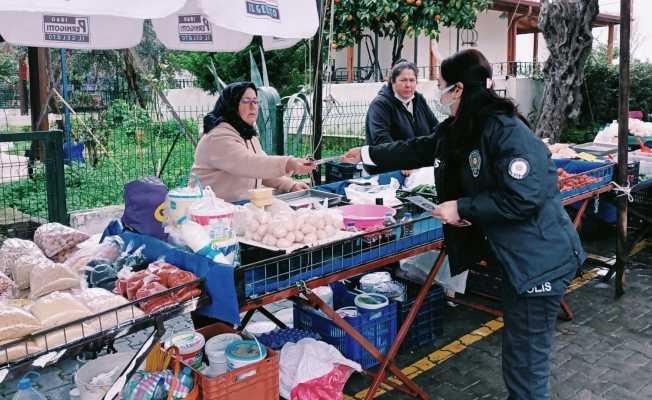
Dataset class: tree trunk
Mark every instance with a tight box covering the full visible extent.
[122,49,147,108]
[535,0,599,142]
[392,31,406,66]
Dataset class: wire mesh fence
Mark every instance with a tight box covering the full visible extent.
[0,131,66,240]
[0,95,448,237]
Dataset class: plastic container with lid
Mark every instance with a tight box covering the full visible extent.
[225,339,268,372]
[189,187,236,245]
[205,333,242,376]
[167,331,205,369]
[354,293,389,313]
[359,271,392,292]
[166,181,203,226]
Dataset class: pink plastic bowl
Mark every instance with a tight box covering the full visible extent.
[338,204,397,229]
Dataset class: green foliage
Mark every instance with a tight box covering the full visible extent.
[559,124,600,144]
[580,56,652,129]
[0,51,18,85]
[168,40,309,97]
[329,0,491,63]
[104,100,152,137]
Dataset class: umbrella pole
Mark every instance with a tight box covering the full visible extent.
[615,0,631,298]
[311,0,324,185]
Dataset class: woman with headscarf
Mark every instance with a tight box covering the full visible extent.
[191,82,315,202]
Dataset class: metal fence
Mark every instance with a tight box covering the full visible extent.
[0,96,448,238]
[330,62,542,83]
[0,130,66,240]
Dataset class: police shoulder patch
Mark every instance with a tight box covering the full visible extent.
[508,158,530,180]
[468,150,481,178]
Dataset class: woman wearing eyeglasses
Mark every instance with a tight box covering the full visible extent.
[341,49,584,399]
[192,82,315,202]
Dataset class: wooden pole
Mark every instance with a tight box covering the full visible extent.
[28,47,49,161]
[311,0,324,184]
[346,47,354,82]
[607,24,615,65]
[615,0,631,298]
[533,32,539,64]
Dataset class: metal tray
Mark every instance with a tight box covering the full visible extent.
[571,142,618,156]
[275,189,343,209]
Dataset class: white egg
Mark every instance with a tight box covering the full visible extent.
[304,233,317,244]
[257,212,271,224]
[272,226,288,238]
[285,232,296,243]
[262,234,277,247]
[316,230,328,240]
[276,238,293,248]
[252,232,263,242]
[294,230,304,242]
[256,223,268,236]
[324,225,337,235]
[301,224,316,234]
[247,218,260,231]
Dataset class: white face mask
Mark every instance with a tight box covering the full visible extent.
[438,84,458,117]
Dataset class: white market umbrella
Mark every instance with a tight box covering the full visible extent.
[0,0,318,51]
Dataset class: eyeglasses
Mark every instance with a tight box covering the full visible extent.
[240,98,259,105]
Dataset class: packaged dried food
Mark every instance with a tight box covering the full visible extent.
[0,239,44,275]
[11,254,52,291]
[0,272,16,300]
[33,223,89,258]
[146,261,178,286]
[135,282,176,314]
[76,288,144,329]
[29,262,80,299]
[0,304,40,341]
[30,291,92,327]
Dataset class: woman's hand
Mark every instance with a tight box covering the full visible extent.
[286,157,316,175]
[340,147,362,164]
[431,200,462,225]
[291,181,310,192]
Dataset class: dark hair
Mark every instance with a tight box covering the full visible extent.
[203,81,258,139]
[439,49,529,159]
[390,59,418,84]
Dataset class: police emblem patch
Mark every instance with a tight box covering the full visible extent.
[508,158,530,180]
[468,150,481,178]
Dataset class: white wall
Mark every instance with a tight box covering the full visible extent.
[331,9,509,77]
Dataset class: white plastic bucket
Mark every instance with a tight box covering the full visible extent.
[205,333,241,376]
[166,187,202,225]
[225,340,267,372]
[75,352,135,400]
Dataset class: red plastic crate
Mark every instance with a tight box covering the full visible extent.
[188,322,280,400]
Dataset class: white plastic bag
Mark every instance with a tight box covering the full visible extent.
[403,167,435,190]
[398,250,468,294]
[344,177,401,206]
[280,338,361,399]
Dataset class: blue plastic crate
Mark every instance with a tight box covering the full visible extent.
[292,283,397,369]
[258,328,321,350]
[397,282,445,350]
[555,159,614,199]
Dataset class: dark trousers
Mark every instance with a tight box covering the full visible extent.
[502,281,563,400]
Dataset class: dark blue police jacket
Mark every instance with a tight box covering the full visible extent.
[366,113,586,295]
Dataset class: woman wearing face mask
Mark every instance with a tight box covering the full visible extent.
[340,49,585,399]
[191,82,315,202]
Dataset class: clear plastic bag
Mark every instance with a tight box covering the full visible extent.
[76,288,144,328]
[30,291,92,327]
[0,238,44,276]
[0,271,16,300]
[29,262,80,299]
[33,223,89,258]
[13,253,53,290]
[0,304,40,341]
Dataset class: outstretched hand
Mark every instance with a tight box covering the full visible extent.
[340,147,362,164]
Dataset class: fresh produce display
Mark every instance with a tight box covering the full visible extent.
[557,169,600,192]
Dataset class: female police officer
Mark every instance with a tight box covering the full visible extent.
[340,49,585,399]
